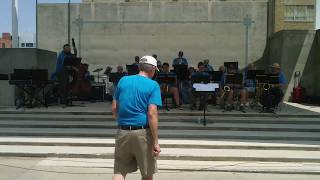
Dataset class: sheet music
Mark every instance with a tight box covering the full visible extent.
[193,83,219,92]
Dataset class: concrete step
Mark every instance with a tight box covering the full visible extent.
[1,145,320,163]
[36,158,320,174]
[0,128,319,141]
[0,120,319,132]
[0,110,319,118]
[0,114,319,125]
[0,137,319,151]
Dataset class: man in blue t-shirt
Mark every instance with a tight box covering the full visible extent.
[172,51,188,66]
[261,63,287,112]
[112,55,162,180]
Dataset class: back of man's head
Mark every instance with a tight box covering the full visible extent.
[138,56,158,77]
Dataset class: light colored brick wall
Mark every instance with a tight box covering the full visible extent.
[274,0,285,33]
[272,0,315,33]
[0,39,12,48]
[283,22,315,30]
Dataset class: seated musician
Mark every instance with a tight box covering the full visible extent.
[159,63,181,109]
[204,59,214,71]
[243,63,257,104]
[114,66,127,86]
[223,64,247,112]
[152,54,162,69]
[217,66,226,105]
[261,63,287,112]
[189,62,210,111]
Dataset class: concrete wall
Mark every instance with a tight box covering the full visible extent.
[38,1,268,71]
[0,49,56,106]
[255,30,319,101]
[300,30,320,97]
[268,31,308,81]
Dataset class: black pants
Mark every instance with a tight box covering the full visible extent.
[57,67,72,105]
[260,87,284,108]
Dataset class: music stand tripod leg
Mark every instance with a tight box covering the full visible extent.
[165,95,169,111]
[203,99,207,126]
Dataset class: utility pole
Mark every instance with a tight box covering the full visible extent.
[68,0,71,45]
[12,0,19,48]
[316,0,320,30]
[36,0,38,48]
[243,15,253,66]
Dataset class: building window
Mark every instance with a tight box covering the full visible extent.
[26,43,33,47]
[21,43,25,47]
[285,5,314,22]
[2,43,5,48]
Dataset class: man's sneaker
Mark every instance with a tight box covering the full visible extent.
[176,105,183,110]
[225,104,233,111]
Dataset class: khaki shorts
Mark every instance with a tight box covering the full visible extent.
[114,128,157,177]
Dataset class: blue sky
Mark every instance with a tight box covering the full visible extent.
[0,0,81,35]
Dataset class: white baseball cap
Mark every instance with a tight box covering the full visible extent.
[139,55,159,71]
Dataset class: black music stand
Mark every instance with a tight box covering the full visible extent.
[173,65,189,81]
[247,70,265,80]
[0,74,9,80]
[191,73,213,126]
[256,74,268,84]
[157,73,177,111]
[126,65,139,75]
[224,62,239,71]
[205,71,223,83]
[268,74,280,85]
[9,69,51,108]
[173,65,189,104]
[225,73,243,85]
[109,73,127,84]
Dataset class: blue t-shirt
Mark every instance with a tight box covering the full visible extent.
[278,72,287,84]
[50,51,73,80]
[172,57,188,66]
[114,75,162,126]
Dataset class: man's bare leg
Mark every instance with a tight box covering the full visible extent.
[112,173,126,180]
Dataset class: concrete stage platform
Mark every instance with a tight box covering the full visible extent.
[0,101,319,118]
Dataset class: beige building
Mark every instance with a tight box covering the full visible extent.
[269,0,316,33]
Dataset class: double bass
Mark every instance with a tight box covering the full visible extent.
[70,38,92,98]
